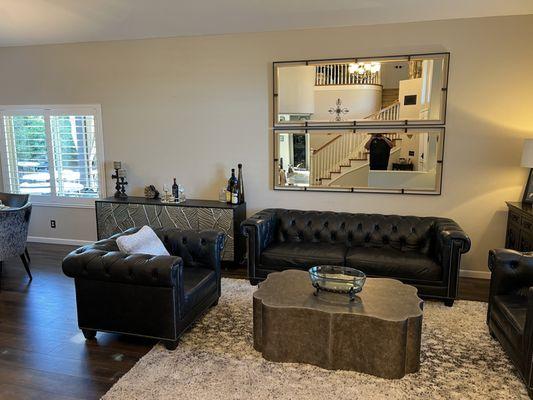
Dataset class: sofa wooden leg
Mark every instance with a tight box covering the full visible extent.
[249,278,261,286]
[81,329,97,340]
[444,299,454,307]
[163,339,179,350]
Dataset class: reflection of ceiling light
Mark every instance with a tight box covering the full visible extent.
[348,62,381,75]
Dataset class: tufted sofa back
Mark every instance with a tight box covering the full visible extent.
[270,209,439,254]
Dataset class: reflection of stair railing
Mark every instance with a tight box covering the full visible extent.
[364,100,400,120]
[315,64,381,86]
[310,132,401,184]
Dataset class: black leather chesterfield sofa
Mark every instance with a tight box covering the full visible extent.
[63,227,224,350]
[242,209,470,306]
[487,249,533,397]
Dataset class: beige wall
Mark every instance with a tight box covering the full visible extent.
[0,15,532,273]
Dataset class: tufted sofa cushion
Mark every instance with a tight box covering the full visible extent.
[273,210,436,254]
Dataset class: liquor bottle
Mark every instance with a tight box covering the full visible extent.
[172,178,179,199]
[237,163,245,204]
[226,169,237,203]
[231,184,239,205]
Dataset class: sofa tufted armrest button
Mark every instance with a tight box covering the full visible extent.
[201,239,206,246]
[182,238,187,244]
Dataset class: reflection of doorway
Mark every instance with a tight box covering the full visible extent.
[292,134,307,168]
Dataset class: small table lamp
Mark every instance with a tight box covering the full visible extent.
[521,139,533,203]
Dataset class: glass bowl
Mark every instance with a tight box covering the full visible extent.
[308,265,366,301]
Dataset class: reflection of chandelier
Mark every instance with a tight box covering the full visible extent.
[348,62,381,75]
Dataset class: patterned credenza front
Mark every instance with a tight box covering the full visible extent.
[95,197,246,266]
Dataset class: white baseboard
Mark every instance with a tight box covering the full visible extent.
[460,269,491,279]
[27,236,93,247]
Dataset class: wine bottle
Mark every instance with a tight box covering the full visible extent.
[237,164,244,204]
[227,169,237,203]
[231,184,239,205]
[172,178,179,199]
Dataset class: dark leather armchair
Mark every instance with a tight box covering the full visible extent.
[242,209,470,305]
[62,227,225,349]
[487,249,533,396]
[0,192,32,282]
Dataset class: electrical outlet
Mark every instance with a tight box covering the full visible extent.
[50,220,56,229]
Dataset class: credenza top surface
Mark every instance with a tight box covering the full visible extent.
[96,196,245,210]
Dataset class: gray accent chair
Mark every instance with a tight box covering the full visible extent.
[0,193,32,281]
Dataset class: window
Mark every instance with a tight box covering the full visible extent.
[0,105,105,205]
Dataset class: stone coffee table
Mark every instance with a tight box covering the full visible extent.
[253,269,423,379]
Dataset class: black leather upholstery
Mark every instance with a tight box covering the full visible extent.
[262,242,346,269]
[63,227,225,348]
[242,209,470,304]
[487,249,533,396]
[345,247,442,281]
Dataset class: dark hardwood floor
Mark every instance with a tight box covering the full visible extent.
[0,242,490,399]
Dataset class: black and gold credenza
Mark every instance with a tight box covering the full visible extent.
[95,197,246,267]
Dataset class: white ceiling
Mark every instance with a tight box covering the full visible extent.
[0,0,532,47]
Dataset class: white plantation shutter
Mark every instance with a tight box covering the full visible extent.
[0,105,105,203]
[1,113,51,195]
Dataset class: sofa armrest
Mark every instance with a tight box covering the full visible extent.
[62,245,183,287]
[241,209,278,255]
[433,219,470,300]
[434,219,471,254]
[160,229,224,272]
[488,249,533,297]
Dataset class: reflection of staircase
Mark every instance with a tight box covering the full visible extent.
[321,147,401,186]
[365,100,400,120]
[310,133,401,185]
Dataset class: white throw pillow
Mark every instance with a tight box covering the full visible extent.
[116,225,170,256]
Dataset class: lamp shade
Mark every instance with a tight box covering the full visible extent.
[522,139,533,167]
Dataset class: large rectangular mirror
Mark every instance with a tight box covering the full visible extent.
[274,128,444,194]
[274,53,449,127]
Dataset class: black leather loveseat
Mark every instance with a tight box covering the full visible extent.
[63,227,224,350]
[487,249,533,396]
[242,209,470,306]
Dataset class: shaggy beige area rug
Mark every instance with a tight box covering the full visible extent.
[103,278,527,400]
